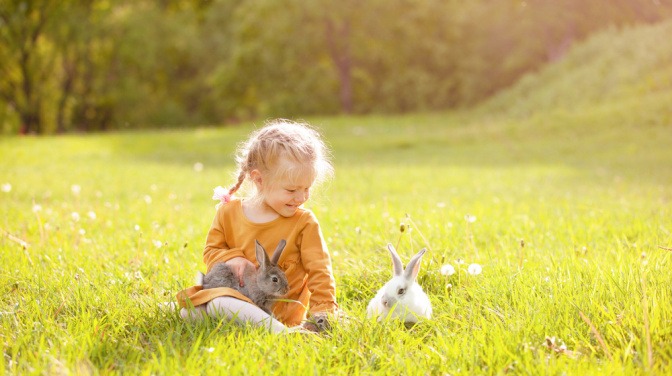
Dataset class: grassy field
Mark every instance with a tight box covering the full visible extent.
[2,22,672,375]
[1,109,671,374]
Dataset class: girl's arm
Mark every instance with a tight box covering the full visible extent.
[202,206,246,271]
[300,216,338,314]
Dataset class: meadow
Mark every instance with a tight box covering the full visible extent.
[2,22,672,375]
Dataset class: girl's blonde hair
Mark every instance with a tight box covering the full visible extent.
[227,119,333,197]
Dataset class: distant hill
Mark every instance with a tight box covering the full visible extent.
[479,19,672,122]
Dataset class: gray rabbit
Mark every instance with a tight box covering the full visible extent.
[197,239,290,315]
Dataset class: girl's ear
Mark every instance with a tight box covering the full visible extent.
[250,169,263,189]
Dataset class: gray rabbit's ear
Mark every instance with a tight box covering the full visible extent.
[404,248,427,281]
[270,239,287,265]
[255,240,271,269]
[387,243,403,276]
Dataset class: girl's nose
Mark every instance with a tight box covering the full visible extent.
[295,190,309,202]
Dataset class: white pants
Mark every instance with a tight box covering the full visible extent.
[180,297,289,333]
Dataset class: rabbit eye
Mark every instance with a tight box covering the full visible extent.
[272,276,279,283]
[397,288,405,295]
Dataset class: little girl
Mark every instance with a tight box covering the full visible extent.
[176,119,338,333]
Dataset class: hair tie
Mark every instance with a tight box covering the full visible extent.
[212,186,232,208]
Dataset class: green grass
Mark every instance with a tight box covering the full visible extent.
[480,20,672,120]
[1,108,671,374]
[2,21,672,375]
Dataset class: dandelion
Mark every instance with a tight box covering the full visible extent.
[87,211,97,220]
[455,258,465,265]
[467,263,482,275]
[1,183,11,193]
[153,240,163,248]
[436,202,446,208]
[134,224,141,231]
[32,204,42,213]
[71,184,81,196]
[71,212,80,222]
[194,162,204,172]
[440,264,456,276]
[206,347,215,353]
[144,195,152,204]
[465,214,477,223]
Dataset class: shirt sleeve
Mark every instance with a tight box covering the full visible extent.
[202,205,245,271]
[299,212,338,313]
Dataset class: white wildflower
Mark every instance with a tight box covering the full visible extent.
[87,211,97,220]
[144,195,152,204]
[467,263,482,275]
[32,204,42,213]
[153,240,163,248]
[193,162,204,172]
[134,224,141,231]
[440,264,456,276]
[71,212,80,222]
[71,184,81,196]
[1,183,11,193]
[465,214,477,223]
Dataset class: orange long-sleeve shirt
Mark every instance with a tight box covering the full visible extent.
[176,199,337,326]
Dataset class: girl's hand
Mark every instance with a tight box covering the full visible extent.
[225,257,254,287]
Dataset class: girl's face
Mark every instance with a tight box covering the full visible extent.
[255,161,316,218]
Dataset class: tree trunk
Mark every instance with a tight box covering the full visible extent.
[325,18,353,114]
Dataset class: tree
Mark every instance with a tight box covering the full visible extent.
[0,0,60,134]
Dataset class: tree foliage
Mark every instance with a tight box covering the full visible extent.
[1,0,671,133]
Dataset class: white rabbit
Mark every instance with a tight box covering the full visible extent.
[367,244,432,324]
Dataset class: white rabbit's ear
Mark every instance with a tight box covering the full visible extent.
[255,240,271,269]
[387,243,403,276]
[270,239,286,265]
[404,248,427,281]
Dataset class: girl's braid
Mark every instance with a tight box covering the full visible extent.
[228,169,246,196]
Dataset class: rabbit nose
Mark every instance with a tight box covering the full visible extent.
[382,298,389,308]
